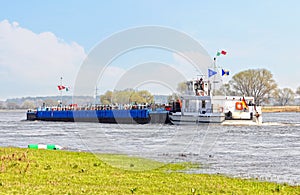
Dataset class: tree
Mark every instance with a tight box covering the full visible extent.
[21,100,36,109]
[168,93,180,103]
[214,83,237,96]
[296,86,300,96]
[0,101,6,109]
[129,92,143,104]
[100,91,113,105]
[274,88,295,106]
[44,99,58,107]
[114,90,131,104]
[6,102,20,109]
[177,82,188,93]
[137,90,154,103]
[100,89,153,105]
[229,69,277,105]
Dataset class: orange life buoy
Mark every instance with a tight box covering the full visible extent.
[235,102,243,110]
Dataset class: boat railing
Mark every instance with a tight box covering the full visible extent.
[35,103,160,112]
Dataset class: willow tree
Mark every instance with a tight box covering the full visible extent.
[229,69,277,105]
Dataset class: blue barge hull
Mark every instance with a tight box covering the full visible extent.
[27,110,169,124]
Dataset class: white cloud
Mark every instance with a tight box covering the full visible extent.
[0,20,86,99]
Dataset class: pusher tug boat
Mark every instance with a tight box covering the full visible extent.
[169,77,262,125]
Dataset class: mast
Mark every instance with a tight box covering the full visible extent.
[213,57,216,96]
[211,52,224,96]
[60,77,63,107]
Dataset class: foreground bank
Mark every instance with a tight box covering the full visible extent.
[0,148,298,194]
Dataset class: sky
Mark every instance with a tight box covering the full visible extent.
[0,0,300,100]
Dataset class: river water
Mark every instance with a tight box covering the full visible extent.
[0,110,299,185]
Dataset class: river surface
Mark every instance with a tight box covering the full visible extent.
[0,110,299,185]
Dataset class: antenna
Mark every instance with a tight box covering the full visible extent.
[94,86,98,105]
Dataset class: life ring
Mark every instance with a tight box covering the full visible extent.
[235,102,243,110]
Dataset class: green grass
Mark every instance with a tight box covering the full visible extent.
[0,147,299,194]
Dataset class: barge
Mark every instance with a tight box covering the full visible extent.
[27,108,169,124]
[27,76,262,125]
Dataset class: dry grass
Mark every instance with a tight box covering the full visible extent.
[262,106,300,112]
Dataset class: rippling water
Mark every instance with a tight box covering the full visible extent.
[0,110,299,185]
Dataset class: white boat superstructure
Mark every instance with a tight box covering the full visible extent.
[169,78,262,125]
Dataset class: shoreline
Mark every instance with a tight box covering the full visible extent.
[262,106,300,113]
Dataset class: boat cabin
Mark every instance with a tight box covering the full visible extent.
[169,77,262,124]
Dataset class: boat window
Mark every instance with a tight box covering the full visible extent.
[202,100,205,108]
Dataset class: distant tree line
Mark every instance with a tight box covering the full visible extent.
[2,69,300,109]
[100,89,154,105]
[0,92,158,110]
[0,96,95,110]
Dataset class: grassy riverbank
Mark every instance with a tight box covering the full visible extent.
[0,147,299,194]
[262,106,300,113]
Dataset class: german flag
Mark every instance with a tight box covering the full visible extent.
[242,96,248,109]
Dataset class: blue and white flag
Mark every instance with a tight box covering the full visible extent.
[208,69,217,78]
[222,69,230,76]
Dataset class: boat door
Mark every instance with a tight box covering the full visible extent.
[199,100,206,114]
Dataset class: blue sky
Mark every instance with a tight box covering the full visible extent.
[0,0,300,100]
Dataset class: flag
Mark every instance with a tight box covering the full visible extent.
[208,69,217,77]
[57,85,66,90]
[216,50,227,56]
[222,69,230,76]
[58,85,70,91]
[242,96,248,109]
